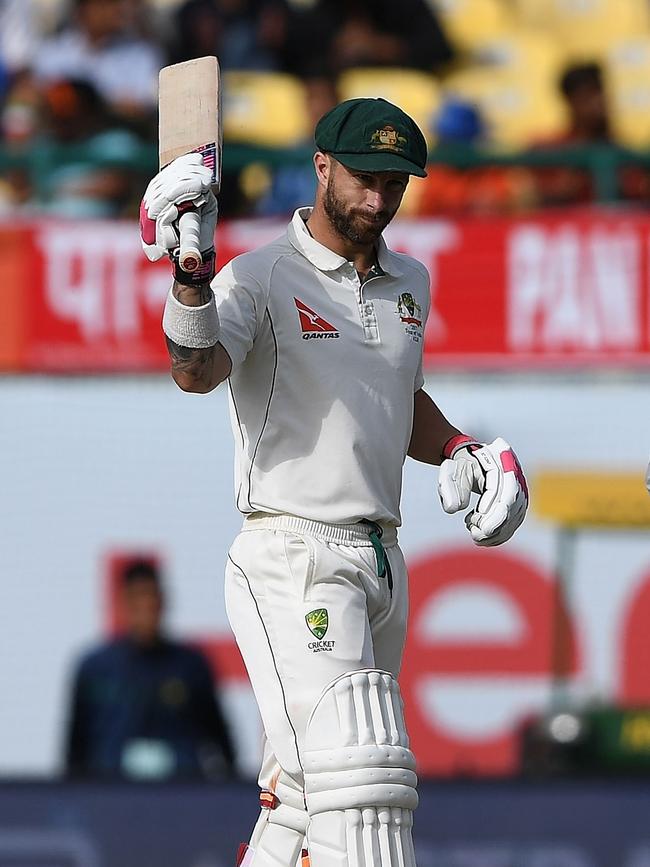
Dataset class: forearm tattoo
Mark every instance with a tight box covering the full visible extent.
[165,336,216,384]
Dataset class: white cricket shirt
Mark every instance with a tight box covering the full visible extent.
[212,208,430,527]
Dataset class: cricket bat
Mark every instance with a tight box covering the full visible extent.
[158,56,221,273]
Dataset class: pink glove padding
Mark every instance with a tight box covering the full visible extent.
[438,437,528,546]
[140,152,217,262]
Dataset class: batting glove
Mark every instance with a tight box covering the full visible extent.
[646,459,650,495]
[140,153,218,280]
[438,435,528,546]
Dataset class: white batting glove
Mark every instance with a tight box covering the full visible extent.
[438,435,528,546]
[140,152,218,262]
[646,459,650,494]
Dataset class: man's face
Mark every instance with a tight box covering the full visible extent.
[122,577,163,644]
[323,158,409,245]
[570,81,608,136]
[78,0,127,40]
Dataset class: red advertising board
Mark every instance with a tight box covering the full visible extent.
[2,208,650,371]
[102,544,650,777]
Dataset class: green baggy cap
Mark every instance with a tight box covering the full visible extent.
[315,97,428,178]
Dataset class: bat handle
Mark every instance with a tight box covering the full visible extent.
[178,209,202,272]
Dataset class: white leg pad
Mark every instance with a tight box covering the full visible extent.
[246,812,305,867]
[247,776,308,866]
[303,669,418,867]
[246,824,305,867]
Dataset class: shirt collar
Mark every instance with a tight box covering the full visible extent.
[287,207,403,277]
[375,235,403,277]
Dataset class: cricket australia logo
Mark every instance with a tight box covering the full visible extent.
[396,292,423,342]
[306,608,335,653]
[294,298,340,340]
[370,125,407,153]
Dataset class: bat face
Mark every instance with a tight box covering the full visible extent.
[158,56,221,271]
[158,56,221,191]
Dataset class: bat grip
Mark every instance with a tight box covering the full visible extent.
[178,209,202,272]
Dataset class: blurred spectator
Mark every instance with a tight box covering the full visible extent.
[413,97,536,216]
[171,0,286,70]
[32,78,145,218]
[1,68,39,144]
[0,0,39,143]
[530,61,650,206]
[277,0,455,78]
[435,97,486,143]
[64,559,236,781]
[33,0,163,125]
[551,62,611,146]
[122,0,167,41]
[529,62,609,206]
[0,76,145,216]
[0,0,37,78]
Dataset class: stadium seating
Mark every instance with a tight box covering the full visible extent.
[513,0,650,62]
[338,68,441,145]
[604,37,650,150]
[222,71,309,147]
[442,32,567,147]
[427,0,515,52]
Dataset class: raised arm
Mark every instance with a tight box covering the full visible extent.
[165,280,232,393]
[140,153,232,393]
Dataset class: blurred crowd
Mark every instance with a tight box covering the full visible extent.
[2,0,650,219]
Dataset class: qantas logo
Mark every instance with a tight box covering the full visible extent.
[294,298,340,340]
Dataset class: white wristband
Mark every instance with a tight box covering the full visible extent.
[162,288,220,348]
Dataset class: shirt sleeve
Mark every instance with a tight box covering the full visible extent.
[211,255,270,371]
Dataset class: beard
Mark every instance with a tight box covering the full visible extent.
[323,180,395,245]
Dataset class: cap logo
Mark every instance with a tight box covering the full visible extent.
[370,125,407,152]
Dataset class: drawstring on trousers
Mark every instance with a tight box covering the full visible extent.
[362,520,393,596]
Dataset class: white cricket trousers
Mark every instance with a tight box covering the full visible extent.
[225,513,409,858]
